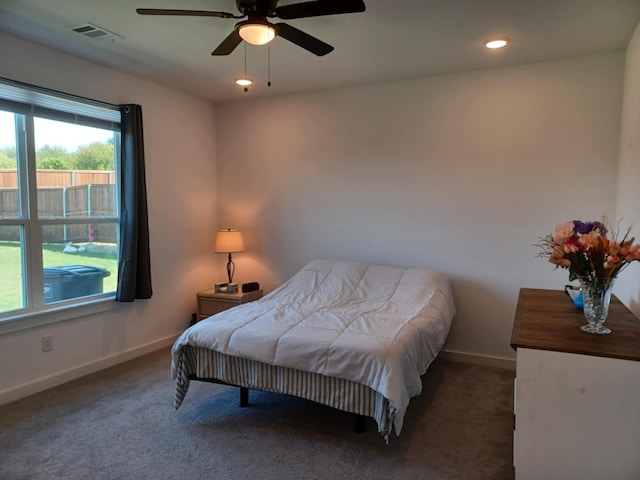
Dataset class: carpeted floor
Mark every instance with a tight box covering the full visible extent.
[0,349,515,480]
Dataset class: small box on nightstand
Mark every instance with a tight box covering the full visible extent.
[214,282,238,294]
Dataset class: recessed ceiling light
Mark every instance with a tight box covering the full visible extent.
[485,37,510,49]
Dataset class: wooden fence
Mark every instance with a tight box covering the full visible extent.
[0,169,115,188]
[0,184,117,243]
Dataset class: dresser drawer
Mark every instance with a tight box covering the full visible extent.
[195,289,263,321]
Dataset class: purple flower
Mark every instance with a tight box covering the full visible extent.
[573,220,607,236]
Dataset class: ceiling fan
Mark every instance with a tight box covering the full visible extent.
[136,0,366,56]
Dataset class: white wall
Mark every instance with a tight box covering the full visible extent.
[216,52,624,364]
[616,22,640,317]
[0,32,219,404]
[0,31,631,403]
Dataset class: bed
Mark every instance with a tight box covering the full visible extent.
[171,259,456,441]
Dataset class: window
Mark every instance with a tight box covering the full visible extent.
[0,78,121,321]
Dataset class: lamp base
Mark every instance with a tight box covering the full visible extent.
[214,283,238,294]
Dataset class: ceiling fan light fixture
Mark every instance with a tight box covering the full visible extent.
[484,37,510,49]
[136,0,366,56]
[238,23,276,45]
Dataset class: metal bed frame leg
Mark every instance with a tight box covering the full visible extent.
[239,387,249,407]
[238,385,365,433]
[354,414,366,433]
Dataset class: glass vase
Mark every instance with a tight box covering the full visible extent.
[576,275,616,334]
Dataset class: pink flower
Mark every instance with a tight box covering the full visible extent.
[554,222,574,241]
[604,254,620,269]
[625,244,640,262]
[578,232,599,249]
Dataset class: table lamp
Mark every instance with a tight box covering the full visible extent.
[214,229,245,292]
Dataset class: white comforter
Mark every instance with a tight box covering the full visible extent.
[172,259,456,435]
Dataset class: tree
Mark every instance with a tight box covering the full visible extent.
[36,145,73,169]
[72,142,114,170]
[0,146,16,168]
[1,142,115,171]
[40,156,73,169]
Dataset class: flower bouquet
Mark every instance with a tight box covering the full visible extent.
[537,219,640,334]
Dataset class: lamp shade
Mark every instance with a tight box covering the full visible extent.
[238,23,276,46]
[214,229,245,253]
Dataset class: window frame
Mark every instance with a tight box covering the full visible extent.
[0,78,122,332]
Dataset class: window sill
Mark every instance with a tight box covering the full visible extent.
[0,295,124,336]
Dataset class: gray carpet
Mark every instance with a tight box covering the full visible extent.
[0,349,515,480]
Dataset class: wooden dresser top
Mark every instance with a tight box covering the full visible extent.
[511,288,640,362]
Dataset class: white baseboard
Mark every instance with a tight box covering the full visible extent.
[439,349,516,371]
[1,337,516,407]
[0,333,180,407]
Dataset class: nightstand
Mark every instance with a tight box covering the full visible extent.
[196,288,263,321]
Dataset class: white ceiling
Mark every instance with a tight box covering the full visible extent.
[1,0,639,102]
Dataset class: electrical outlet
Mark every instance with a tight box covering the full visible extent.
[42,336,53,352]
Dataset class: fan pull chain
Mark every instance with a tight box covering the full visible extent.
[243,42,249,92]
[267,42,271,87]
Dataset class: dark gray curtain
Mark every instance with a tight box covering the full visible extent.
[116,104,152,301]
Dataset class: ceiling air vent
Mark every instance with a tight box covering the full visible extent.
[70,23,122,42]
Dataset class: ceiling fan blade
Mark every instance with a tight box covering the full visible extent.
[275,23,333,56]
[136,8,241,19]
[211,29,243,55]
[275,0,365,20]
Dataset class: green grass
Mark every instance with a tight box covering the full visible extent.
[0,241,118,313]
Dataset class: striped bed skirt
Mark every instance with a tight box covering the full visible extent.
[174,345,397,441]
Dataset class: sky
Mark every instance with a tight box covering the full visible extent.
[0,111,113,151]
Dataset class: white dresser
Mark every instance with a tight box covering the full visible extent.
[511,288,640,480]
